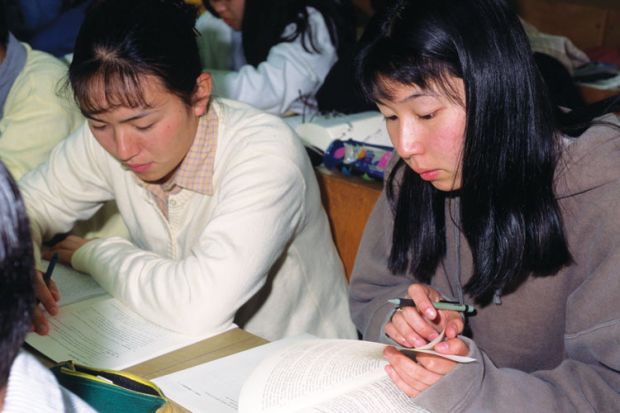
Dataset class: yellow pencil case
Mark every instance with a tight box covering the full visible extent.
[51,360,167,412]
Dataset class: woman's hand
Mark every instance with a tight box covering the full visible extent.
[34,234,91,335]
[33,269,61,335]
[43,234,91,265]
[384,283,465,348]
[384,336,470,396]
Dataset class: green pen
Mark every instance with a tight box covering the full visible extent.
[388,298,477,315]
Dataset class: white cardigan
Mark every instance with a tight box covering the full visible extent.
[196,8,337,115]
[21,98,357,341]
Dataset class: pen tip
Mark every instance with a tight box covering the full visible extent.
[387,298,399,305]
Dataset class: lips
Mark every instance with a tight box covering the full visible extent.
[126,162,152,174]
[417,169,440,181]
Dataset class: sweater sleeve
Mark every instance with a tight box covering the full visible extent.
[208,8,337,115]
[414,294,620,412]
[71,145,307,337]
[19,123,117,264]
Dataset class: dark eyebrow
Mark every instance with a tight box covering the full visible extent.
[86,111,154,124]
[399,91,437,103]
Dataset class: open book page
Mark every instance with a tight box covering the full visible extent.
[153,334,315,413]
[298,376,430,413]
[25,295,218,370]
[238,339,429,413]
[42,261,106,306]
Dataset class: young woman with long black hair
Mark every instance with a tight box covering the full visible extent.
[349,0,620,410]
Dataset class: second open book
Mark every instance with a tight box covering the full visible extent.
[155,333,475,413]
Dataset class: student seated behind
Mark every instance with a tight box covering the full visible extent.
[0,1,82,181]
[0,161,95,413]
[22,0,357,342]
[196,0,356,115]
[349,0,620,411]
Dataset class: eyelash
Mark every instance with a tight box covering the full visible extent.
[135,124,154,131]
[418,112,436,120]
[383,112,436,122]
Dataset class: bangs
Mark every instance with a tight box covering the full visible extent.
[71,49,153,115]
[372,64,463,107]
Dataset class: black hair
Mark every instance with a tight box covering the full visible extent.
[355,0,574,304]
[0,162,35,387]
[69,0,201,116]
[0,0,8,47]
[203,0,356,67]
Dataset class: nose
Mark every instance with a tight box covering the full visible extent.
[115,130,139,161]
[392,121,423,159]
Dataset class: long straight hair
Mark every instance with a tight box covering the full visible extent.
[203,0,356,67]
[355,0,572,304]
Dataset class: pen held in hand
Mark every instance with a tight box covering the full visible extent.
[43,252,59,287]
[388,298,477,315]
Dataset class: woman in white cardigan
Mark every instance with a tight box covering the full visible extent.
[22,0,356,342]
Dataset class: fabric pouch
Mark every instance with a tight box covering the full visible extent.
[324,139,394,181]
[51,360,167,412]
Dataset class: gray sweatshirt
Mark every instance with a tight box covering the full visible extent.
[349,115,620,412]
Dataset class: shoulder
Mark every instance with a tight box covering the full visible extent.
[210,98,311,175]
[212,98,299,148]
[12,44,69,99]
[555,114,620,197]
[5,352,96,413]
[19,44,69,82]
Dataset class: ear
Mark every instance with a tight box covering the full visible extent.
[192,72,212,117]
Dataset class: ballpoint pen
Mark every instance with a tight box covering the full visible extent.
[388,298,477,315]
[43,252,59,287]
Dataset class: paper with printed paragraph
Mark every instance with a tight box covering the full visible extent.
[238,339,433,413]
[25,263,217,370]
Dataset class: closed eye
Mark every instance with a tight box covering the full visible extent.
[418,112,436,120]
[135,124,154,131]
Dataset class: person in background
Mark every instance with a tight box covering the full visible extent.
[6,0,91,58]
[22,0,357,342]
[0,0,82,181]
[0,161,95,413]
[349,0,620,411]
[196,0,357,115]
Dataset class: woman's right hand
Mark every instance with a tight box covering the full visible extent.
[32,270,61,335]
[384,283,464,348]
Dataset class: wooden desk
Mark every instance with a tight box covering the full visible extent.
[315,166,382,281]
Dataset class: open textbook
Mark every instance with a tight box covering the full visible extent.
[155,334,475,413]
[25,262,217,370]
